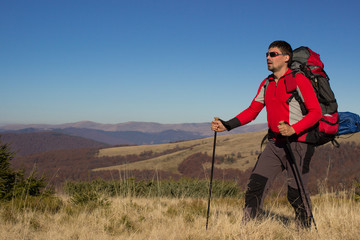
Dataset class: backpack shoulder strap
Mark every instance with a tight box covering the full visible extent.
[263,76,271,104]
[284,71,298,92]
[264,76,271,91]
[285,71,308,115]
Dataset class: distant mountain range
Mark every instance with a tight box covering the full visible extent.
[0,121,268,146]
[0,121,208,132]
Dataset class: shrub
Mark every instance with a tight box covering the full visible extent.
[354,181,360,201]
[69,189,110,208]
[63,178,243,199]
[64,179,111,209]
[0,142,16,199]
[0,140,53,201]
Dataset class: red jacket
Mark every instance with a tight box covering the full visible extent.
[235,69,322,142]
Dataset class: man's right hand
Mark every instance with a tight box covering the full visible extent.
[211,119,226,132]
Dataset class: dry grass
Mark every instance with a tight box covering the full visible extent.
[1,191,359,240]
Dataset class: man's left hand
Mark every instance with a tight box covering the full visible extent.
[278,121,296,137]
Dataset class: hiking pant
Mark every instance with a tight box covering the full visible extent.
[243,139,315,227]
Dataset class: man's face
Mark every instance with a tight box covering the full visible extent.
[266,47,289,73]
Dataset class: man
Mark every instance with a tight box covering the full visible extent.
[211,40,322,228]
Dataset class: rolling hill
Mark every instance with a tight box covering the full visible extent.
[94,130,268,174]
[93,131,360,174]
[4,122,360,193]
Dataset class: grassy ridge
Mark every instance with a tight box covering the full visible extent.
[93,131,360,175]
[94,131,268,173]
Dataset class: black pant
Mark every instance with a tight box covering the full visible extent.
[243,140,314,227]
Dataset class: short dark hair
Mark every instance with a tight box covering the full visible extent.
[269,40,293,67]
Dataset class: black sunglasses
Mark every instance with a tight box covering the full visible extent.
[266,52,287,57]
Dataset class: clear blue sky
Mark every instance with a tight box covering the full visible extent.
[1,0,360,125]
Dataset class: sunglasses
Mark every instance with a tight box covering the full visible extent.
[266,52,287,57]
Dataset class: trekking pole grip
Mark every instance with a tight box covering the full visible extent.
[213,117,220,132]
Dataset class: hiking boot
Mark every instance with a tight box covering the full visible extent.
[295,210,311,230]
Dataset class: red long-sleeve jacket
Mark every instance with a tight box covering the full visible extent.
[230,69,322,142]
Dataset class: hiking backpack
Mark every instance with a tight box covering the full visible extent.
[289,46,339,146]
[264,46,339,146]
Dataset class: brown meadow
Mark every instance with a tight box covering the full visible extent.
[1,190,359,240]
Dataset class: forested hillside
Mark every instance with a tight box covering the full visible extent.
[9,139,360,193]
[0,132,109,156]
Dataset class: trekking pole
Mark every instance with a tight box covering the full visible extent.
[280,122,318,231]
[206,117,219,230]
